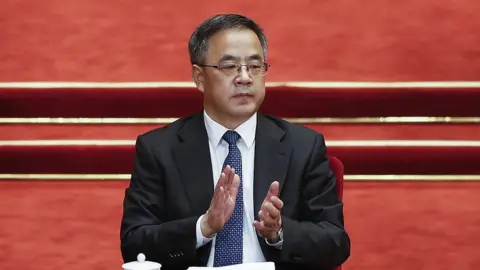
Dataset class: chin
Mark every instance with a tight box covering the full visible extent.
[229,104,258,118]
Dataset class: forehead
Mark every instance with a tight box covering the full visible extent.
[206,28,264,62]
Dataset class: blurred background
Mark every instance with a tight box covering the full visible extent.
[1,0,480,269]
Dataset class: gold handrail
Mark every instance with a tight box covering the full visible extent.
[1,174,479,181]
[1,117,479,124]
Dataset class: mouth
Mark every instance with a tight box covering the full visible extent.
[232,92,254,98]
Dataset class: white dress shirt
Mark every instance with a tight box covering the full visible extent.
[194,110,280,266]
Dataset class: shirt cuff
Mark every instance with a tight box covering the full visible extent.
[196,214,215,248]
[265,237,283,249]
[265,228,284,250]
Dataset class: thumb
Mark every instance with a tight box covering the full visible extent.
[268,181,280,198]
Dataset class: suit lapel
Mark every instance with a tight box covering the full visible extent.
[253,115,292,220]
[173,112,214,215]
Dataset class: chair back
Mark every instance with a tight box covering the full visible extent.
[328,156,344,199]
[328,155,345,270]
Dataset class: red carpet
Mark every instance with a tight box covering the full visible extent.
[2,85,480,117]
[1,0,480,269]
[1,0,480,81]
[1,181,479,270]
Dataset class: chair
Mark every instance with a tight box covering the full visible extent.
[328,156,344,270]
[328,156,344,200]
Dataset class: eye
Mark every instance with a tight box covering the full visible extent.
[248,61,263,69]
[219,62,238,69]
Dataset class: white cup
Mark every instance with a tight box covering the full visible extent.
[122,253,162,270]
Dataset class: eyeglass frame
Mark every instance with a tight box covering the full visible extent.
[194,61,270,76]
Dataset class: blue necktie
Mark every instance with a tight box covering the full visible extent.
[213,130,243,266]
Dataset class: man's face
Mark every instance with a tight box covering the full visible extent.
[194,28,266,121]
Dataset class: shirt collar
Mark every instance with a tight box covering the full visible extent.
[203,110,256,149]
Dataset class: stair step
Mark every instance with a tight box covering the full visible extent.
[1,83,480,118]
[0,123,479,141]
[1,143,479,175]
[0,123,478,175]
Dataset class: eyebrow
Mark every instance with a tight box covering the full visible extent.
[219,54,264,62]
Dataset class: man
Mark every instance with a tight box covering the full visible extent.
[120,14,350,270]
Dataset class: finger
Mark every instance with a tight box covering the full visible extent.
[223,165,232,185]
[259,209,279,227]
[263,201,280,219]
[212,173,227,207]
[268,181,280,199]
[260,199,280,214]
[218,171,228,189]
[263,216,280,228]
[253,220,270,232]
[269,196,284,210]
[222,165,230,194]
[211,186,224,215]
[229,174,241,199]
[225,186,236,208]
[227,166,235,195]
[253,220,263,231]
[253,220,276,235]
[258,182,279,211]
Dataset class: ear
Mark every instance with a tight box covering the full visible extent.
[192,64,205,93]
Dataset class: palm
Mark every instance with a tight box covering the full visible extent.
[222,195,236,221]
[205,167,241,233]
[211,191,235,227]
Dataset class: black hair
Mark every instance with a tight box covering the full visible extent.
[188,13,268,64]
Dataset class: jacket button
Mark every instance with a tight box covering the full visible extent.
[291,254,302,261]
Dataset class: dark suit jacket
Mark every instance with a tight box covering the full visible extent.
[120,112,350,270]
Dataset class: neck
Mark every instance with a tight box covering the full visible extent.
[204,107,252,130]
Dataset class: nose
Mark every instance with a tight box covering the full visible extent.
[234,65,253,86]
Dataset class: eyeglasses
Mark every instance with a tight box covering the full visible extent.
[197,61,270,76]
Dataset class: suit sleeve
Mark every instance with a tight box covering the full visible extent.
[120,135,199,268]
[280,134,351,269]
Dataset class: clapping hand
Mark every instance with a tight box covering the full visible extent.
[253,181,284,242]
[201,165,241,238]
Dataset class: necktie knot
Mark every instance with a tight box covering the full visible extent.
[222,130,240,145]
